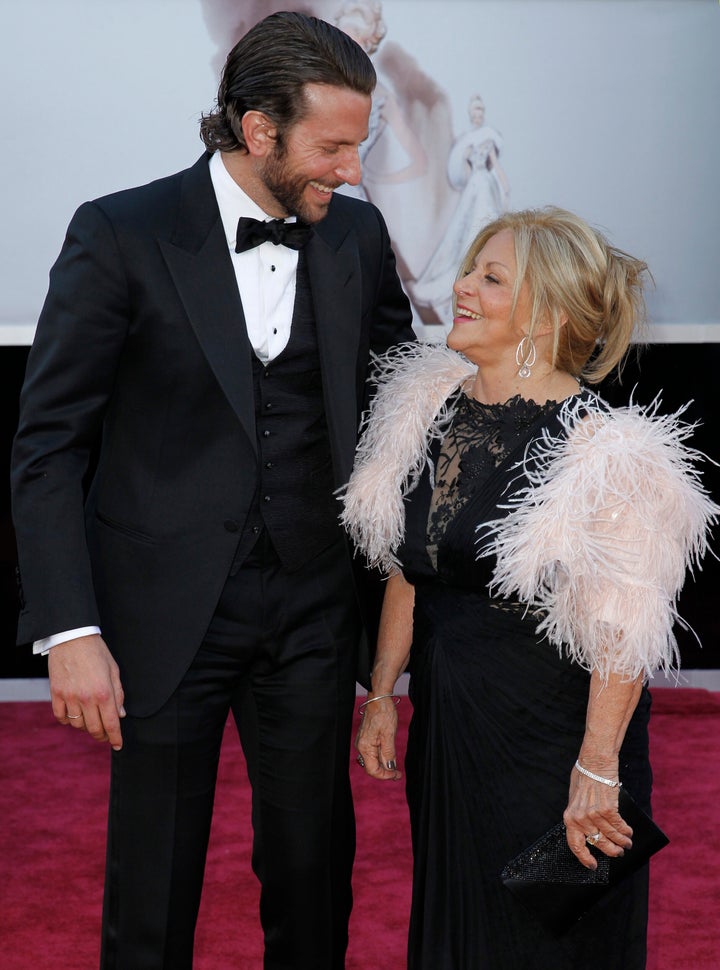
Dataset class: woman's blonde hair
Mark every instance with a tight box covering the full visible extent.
[457,207,650,383]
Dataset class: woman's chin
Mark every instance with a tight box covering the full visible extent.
[446,326,469,352]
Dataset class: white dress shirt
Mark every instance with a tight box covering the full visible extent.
[35,151,303,653]
[210,149,302,362]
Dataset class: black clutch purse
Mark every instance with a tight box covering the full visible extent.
[500,787,669,935]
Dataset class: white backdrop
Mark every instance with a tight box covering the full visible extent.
[1,0,718,343]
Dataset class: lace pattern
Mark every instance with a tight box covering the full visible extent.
[426,393,562,568]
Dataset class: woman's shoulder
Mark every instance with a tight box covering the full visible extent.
[560,390,699,454]
[369,341,475,390]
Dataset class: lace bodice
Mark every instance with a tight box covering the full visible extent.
[426,393,563,568]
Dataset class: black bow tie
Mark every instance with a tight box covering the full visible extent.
[235,216,314,253]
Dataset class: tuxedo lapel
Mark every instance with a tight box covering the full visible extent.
[159,155,257,455]
[306,219,362,484]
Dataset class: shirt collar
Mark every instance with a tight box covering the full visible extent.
[209,151,297,250]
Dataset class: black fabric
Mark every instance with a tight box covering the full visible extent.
[248,250,340,571]
[11,152,416,716]
[501,786,668,936]
[400,392,652,970]
[103,534,359,970]
[235,216,314,253]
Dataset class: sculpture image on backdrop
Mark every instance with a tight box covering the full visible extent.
[409,93,510,324]
[200,0,512,333]
[11,11,414,970]
[331,2,429,204]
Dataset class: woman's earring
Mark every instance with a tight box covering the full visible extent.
[515,336,536,378]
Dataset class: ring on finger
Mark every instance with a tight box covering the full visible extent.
[66,713,83,720]
[586,831,602,845]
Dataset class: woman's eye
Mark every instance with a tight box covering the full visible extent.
[485,274,499,284]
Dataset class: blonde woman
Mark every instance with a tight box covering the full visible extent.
[342,207,716,969]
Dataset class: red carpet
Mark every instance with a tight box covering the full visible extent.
[1,688,718,969]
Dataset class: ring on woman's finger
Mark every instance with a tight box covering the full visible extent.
[586,831,602,845]
[356,754,365,768]
[66,712,83,719]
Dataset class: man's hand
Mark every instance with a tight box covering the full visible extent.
[48,634,126,749]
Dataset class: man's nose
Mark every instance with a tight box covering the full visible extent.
[335,148,362,186]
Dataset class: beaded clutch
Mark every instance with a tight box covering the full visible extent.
[500,787,669,935]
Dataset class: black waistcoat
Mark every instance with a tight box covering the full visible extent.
[244,252,340,571]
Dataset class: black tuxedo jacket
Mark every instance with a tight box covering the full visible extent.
[12,153,414,714]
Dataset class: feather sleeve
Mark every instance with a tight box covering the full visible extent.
[340,342,476,575]
[480,396,718,682]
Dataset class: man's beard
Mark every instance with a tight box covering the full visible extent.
[260,145,334,225]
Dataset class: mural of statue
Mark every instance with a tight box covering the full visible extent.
[199,0,458,327]
[409,94,510,329]
[332,2,427,202]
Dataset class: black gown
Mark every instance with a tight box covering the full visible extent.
[399,391,652,970]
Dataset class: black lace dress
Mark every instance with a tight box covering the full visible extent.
[398,391,652,970]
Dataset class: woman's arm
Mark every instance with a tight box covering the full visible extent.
[355,571,415,780]
[563,669,643,868]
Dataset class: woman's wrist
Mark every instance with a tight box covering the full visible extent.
[368,685,396,697]
[575,758,622,788]
[358,693,400,716]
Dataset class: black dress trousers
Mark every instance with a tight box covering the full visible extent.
[101,531,360,970]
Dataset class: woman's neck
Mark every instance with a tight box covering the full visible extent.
[469,363,580,406]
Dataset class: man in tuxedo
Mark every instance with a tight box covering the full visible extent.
[11,12,414,969]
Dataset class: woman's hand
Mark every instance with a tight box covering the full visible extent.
[563,761,633,869]
[354,694,402,781]
[353,572,413,781]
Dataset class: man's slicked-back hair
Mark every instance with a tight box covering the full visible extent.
[199,11,376,153]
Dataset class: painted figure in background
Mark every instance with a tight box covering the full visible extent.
[409,94,510,327]
[332,2,428,202]
[200,0,458,329]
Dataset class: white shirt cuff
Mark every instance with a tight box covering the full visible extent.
[33,626,102,656]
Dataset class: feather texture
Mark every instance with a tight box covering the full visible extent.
[341,344,717,681]
[480,395,719,681]
[339,342,476,573]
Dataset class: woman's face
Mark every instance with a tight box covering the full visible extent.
[469,100,485,126]
[447,229,531,363]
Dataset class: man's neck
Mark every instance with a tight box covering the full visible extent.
[219,151,287,219]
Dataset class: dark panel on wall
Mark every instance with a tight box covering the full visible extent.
[1,347,46,676]
[598,343,720,670]
[1,343,718,677]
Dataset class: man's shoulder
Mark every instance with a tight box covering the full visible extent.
[328,190,379,224]
[86,154,210,223]
[322,192,388,248]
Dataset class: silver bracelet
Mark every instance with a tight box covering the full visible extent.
[574,760,622,788]
[358,693,400,716]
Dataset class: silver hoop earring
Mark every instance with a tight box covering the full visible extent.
[515,336,536,378]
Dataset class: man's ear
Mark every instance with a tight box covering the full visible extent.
[241,111,278,157]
